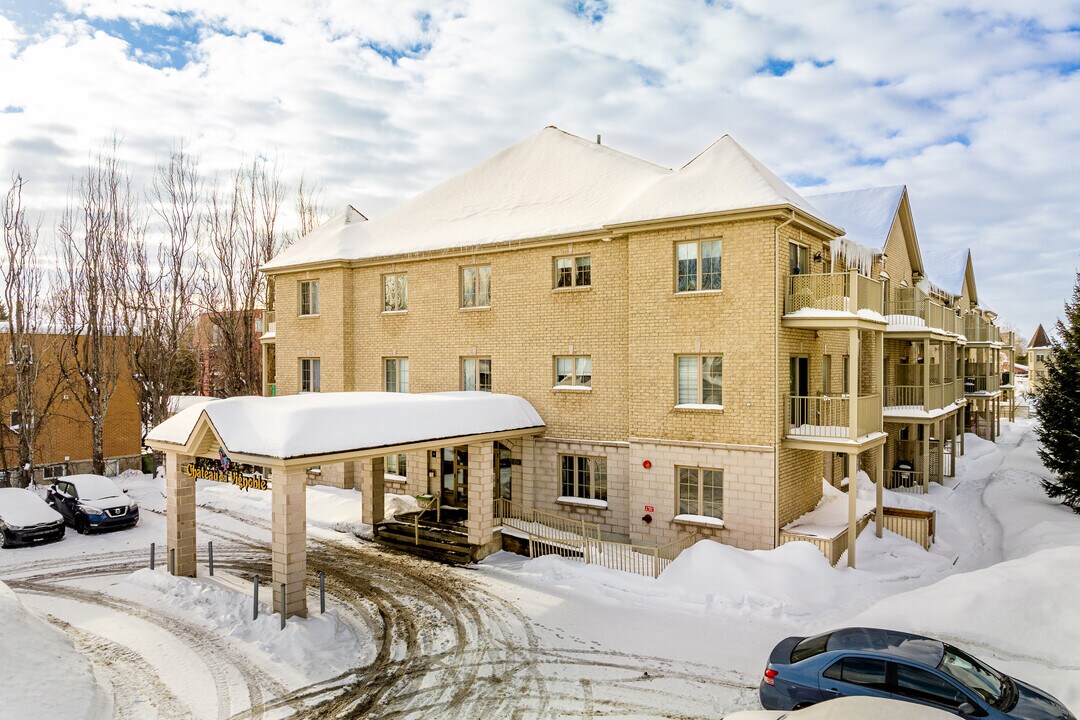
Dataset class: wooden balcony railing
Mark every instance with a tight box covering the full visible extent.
[788,394,882,440]
[785,270,883,316]
[886,287,960,335]
[964,374,1001,393]
[965,315,997,342]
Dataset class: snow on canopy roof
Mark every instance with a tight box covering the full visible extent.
[806,186,905,250]
[1030,324,1051,349]
[264,128,837,271]
[264,128,671,269]
[921,246,969,297]
[146,391,545,459]
[607,135,829,226]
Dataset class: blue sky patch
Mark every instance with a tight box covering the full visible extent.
[365,41,433,64]
[942,132,971,147]
[87,12,201,69]
[787,173,826,187]
[571,1,609,24]
[759,57,794,77]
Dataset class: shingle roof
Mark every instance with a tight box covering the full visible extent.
[1030,324,1052,349]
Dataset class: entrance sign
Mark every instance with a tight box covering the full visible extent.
[183,462,267,491]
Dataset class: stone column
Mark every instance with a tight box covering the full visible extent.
[320,462,355,490]
[271,465,308,618]
[467,441,495,550]
[359,457,386,525]
[847,452,859,569]
[519,435,536,508]
[166,452,197,577]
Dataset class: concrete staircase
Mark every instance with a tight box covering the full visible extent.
[373,511,473,564]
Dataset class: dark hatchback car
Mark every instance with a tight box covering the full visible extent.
[47,474,139,534]
[0,488,66,547]
[761,627,1075,720]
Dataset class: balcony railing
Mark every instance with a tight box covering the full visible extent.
[886,287,962,335]
[264,310,276,334]
[965,315,997,343]
[884,383,947,411]
[785,270,883,317]
[788,394,882,440]
[964,375,1000,393]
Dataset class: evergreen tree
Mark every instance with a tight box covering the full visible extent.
[1035,270,1080,512]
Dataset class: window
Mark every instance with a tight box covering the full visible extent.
[842,354,850,395]
[461,265,491,308]
[385,453,407,479]
[554,356,592,388]
[560,455,607,501]
[44,464,66,480]
[789,242,810,276]
[383,273,407,312]
[9,410,20,428]
[462,357,492,392]
[676,466,723,518]
[300,358,321,392]
[894,663,969,710]
[676,355,723,405]
[7,343,32,365]
[555,255,591,288]
[299,280,320,316]
[675,239,722,292]
[939,645,1007,707]
[384,358,409,393]
[822,657,888,691]
[791,633,832,663]
[822,355,832,396]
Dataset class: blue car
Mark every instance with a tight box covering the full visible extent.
[760,627,1075,719]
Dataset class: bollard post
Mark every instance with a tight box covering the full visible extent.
[320,571,325,614]
[279,583,286,630]
[169,548,175,575]
[150,542,156,570]
[208,541,214,576]
[253,575,260,620]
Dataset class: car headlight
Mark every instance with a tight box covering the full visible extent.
[79,505,105,519]
[0,519,13,532]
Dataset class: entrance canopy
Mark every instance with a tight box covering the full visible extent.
[146,391,545,465]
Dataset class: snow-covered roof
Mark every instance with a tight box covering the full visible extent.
[167,395,217,415]
[263,127,836,271]
[806,185,905,251]
[920,246,969,297]
[607,135,827,226]
[146,391,545,460]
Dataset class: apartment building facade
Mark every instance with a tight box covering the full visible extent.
[259,127,1005,560]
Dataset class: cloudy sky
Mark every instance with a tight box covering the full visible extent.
[1,0,1078,337]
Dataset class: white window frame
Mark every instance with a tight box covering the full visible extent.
[383,273,408,313]
[554,356,592,388]
[299,280,320,316]
[44,463,67,480]
[460,265,491,308]
[676,465,724,519]
[789,241,810,276]
[559,454,607,502]
[300,357,321,392]
[554,255,591,289]
[675,238,722,292]
[384,357,409,393]
[385,453,407,479]
[461,357,492,392]
[676,354,723,406]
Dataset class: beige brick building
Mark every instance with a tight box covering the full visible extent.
[257,127,1006,565]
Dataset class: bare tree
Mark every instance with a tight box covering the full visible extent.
[126,143,201,449]
[198,158,284,397]
[1,175,66,487]
[55,141,139,475]
[291,174,326,244]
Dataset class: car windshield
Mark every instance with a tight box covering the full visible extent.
[938,645,1007,707]
[791,633,832,663]
[71,476,123,502]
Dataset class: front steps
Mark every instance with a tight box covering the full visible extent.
[373,511,473,564]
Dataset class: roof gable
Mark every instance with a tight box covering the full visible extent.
[1030,324,1051,349]
[921,246,973,301]
[610,134,826,225]
[807,186,906,252]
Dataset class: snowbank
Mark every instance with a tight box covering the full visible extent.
[124,569,360,679]
[0,581,110,720]
[784,479,875,538]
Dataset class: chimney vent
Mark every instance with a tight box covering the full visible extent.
[596,134,601,145]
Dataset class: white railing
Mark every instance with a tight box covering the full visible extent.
[788,395,850,438]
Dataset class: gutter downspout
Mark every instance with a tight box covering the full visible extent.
[773,209,795,549]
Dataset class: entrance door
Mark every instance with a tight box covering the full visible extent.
[790,356,810,426]
[442,447,469,509]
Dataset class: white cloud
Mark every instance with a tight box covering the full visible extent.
[1,0,1078,332]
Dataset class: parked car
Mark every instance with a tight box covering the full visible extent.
[725,695,956,719]
[760,627,1075,719]
[47,474,139,534]
[0,487,66,547]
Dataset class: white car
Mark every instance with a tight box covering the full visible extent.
[724,696,957,719]
[0,487,66,547]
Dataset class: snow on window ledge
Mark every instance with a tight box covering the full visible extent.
[673,403,724,412]
[673,289,723,296]
[459,305,491,312]
[383,473,407,483]
[381,310,408,315]
[673,514,725,529]
[557,496,608,510]
[552,385,592,392]
[552,285,591,293]
[298,313,321,318]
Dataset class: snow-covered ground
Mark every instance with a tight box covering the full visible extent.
[1,419,1077,718]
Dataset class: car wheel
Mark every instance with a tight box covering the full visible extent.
[75,517,90,535]
[0,530,12,548]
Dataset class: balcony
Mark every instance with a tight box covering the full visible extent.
[260,310,276,343]
[786,394,883,448]
[964,370,1001,395]
[883,364,962,416]
[964,315,998,344]
[783,271,885,330]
